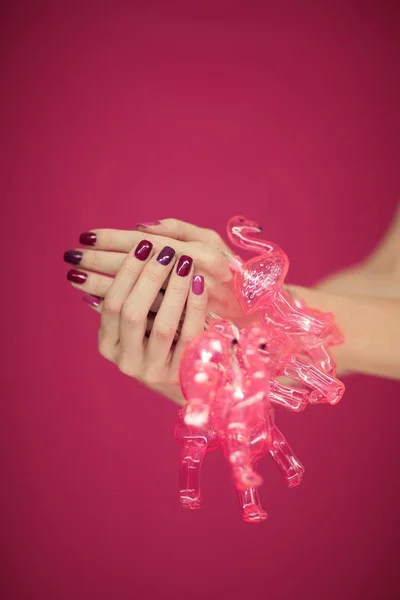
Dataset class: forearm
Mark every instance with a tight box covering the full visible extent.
[288,285,400,380]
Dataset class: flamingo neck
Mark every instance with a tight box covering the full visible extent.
[233,229,275,254]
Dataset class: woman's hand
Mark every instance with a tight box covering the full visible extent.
[65,214,400,383]
[133,219,400,380]
[65,219,251,327]
[72,238,208,405]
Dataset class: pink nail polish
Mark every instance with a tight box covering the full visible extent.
[192,275,204,295]
[136,220,161,228]
[83,294,101,307]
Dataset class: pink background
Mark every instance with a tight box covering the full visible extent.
[2,2,400,599]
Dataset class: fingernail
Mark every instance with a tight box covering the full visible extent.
[134,239,153,261]
[67,269,88,284]
[157,245,175,266]
[136,221,161,228]
[176,255,193,277]
[192,275,204,295]
[83,294,101,308]
[79,232,97,246]
[63,250,83,265]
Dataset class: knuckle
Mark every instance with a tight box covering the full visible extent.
[142,367,163,386]
[178,331,196,348]
[103,296,123,316]
[97,335,113,360]
[98,339,107,356]
[143,268,162,284]
[121,308,143,328]
[91,275,108,298]
[85,250,100,270]
[203,247,228,274]
[117,356,136,378]
[124,261,140,277]
[168,284,187,298]
[163,218,186,240]
[153,322,176,340]
[101,230,114,251]
[163,218,177,227]
[189,301,206,315]
[204,228,222,245]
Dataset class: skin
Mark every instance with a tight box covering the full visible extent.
[65,207,400,405]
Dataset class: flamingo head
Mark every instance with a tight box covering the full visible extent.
[227,215,262,246]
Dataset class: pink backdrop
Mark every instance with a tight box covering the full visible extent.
[2,2,399,599]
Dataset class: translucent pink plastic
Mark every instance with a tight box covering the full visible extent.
[175,215,345,522]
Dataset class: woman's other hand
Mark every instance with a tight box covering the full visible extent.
[64,219,250,327]
[73,239,208,405]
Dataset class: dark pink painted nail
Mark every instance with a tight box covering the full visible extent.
[134,239,153,261]
[157,245,175,266]
[79,232,97,246]
[64,250,82,265]
[83,294,101,307]
[192,275,204,295]
[136,221,161,228]
[67,269,88,284]
[176,255,192,277]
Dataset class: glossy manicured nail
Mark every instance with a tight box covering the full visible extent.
[63,250,83,265]
[67,269,88,284]
[192,275,204,295]
[157,245,175,266]
[83,294,101,308]
[134,239,153,261]
[176,255,193,277]
[136,220,161,228]
[79,232,97,246]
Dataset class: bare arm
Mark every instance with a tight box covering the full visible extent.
[288,285,400,380]
[284,203,400,380]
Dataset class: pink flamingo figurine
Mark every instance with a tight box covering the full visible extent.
[238,325,306,487]
[174,215,345,523]
[240,324,310,412]
[180,320,266,489]
[177,319,306,522]
[227,215,333,336]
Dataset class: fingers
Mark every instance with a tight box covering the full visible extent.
[137,218,224,245]
[79,229,140,252]
[99,239,155,354]
[79,219,223,250]
[117,245,178,359]
[67,260,169,306]
[64,249,125,275]
[79,228,187,254]
[83,301,181,344]
[145,255,194,368]
[67,268,114,297]
[67,232,231,281]
[82,291,166,316]
[170,273,208,374]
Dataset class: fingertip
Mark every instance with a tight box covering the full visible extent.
[79,232,97,246]
[136,220,162,228]
[192,274,205,296]
[83,294,102,310]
